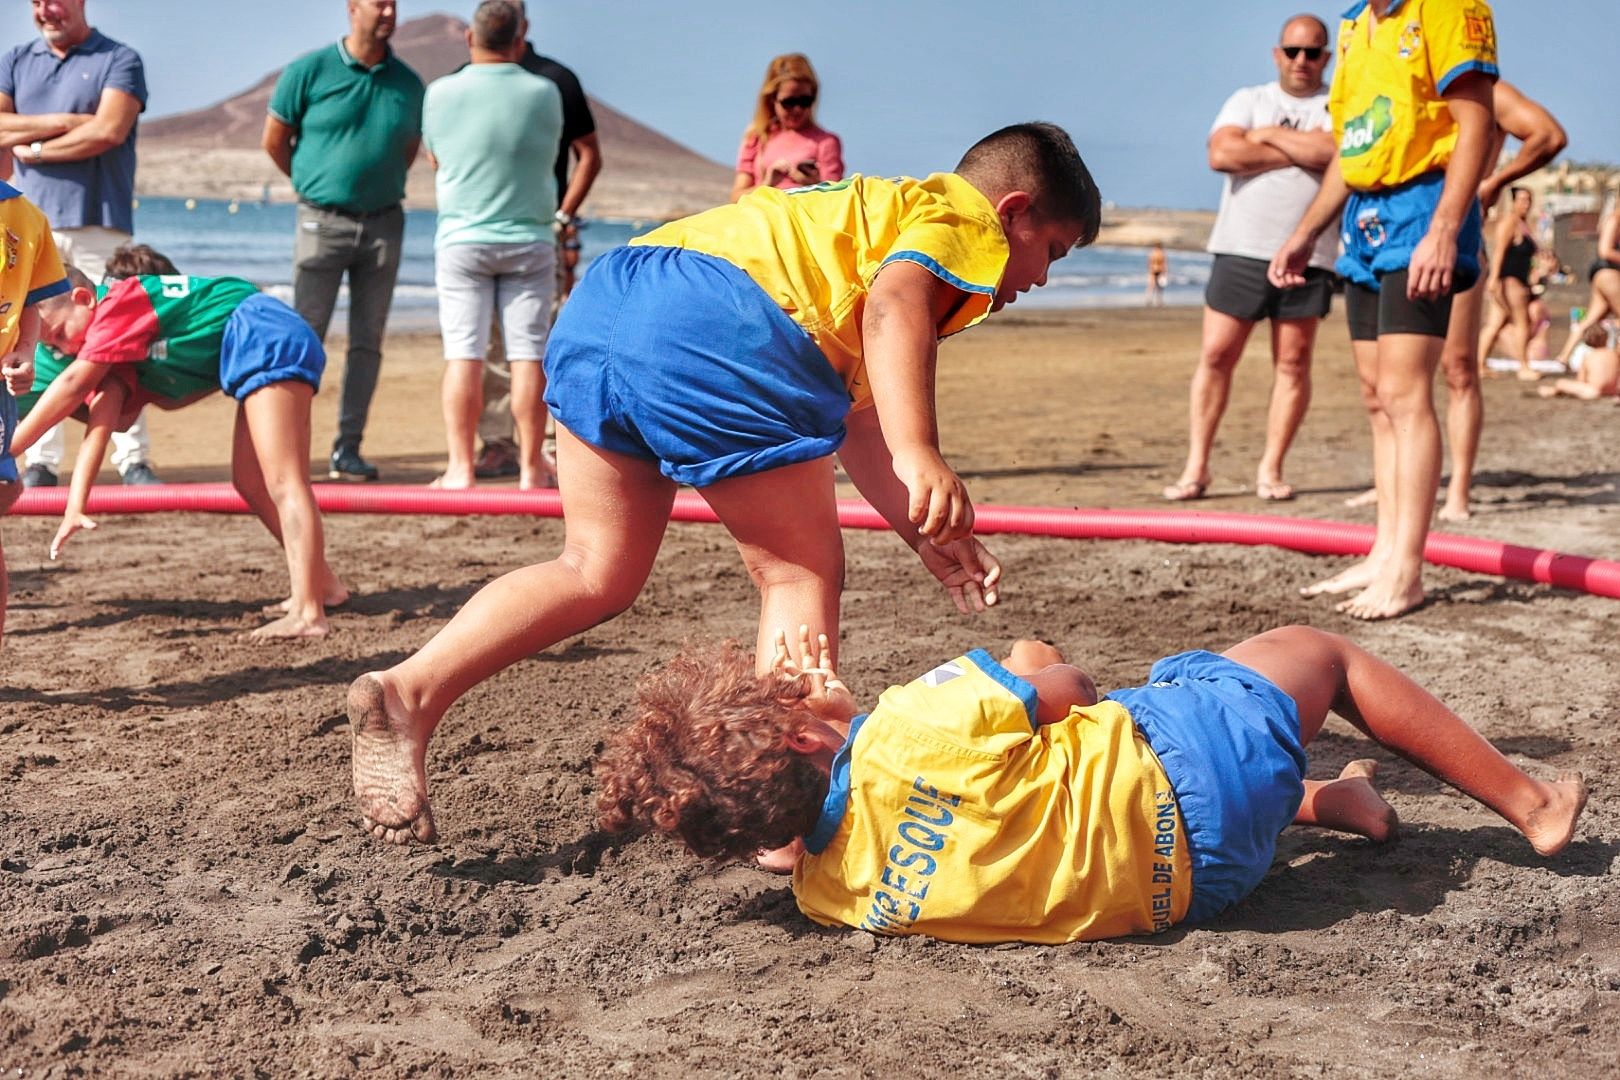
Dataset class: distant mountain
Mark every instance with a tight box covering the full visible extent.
[136,14,731,220]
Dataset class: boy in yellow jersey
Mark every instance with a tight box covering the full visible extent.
[349,123,1101,845]
[0,181,69,651]
[597,626,1587,944]
[1271,0,1498,621]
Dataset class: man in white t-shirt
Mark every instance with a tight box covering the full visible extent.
[1164,14,1337,503]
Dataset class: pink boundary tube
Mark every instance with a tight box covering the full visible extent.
[12,483,1619,600]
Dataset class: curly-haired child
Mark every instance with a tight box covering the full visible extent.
[598,627,1586,943]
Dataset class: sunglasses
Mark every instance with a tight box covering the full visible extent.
[1281,45,1327,60]
[776,95,816,110]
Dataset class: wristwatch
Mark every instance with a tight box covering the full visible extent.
[553,209,574,228]
[27,140,43,164]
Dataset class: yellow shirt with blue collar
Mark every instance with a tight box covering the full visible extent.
[0,182,69,356]
[792,650,1193,945]
[1331,0,1498,192]
[631,173,1008,409]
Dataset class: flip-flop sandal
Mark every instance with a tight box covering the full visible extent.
[1162,480,1208,502]
[1256,481,1295,501]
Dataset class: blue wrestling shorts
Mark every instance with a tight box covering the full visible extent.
[0,388,17,484]
[542,245,849,488]
[1337,171,1483,292]
[219,293,327,401]
[1107,650,1307,924]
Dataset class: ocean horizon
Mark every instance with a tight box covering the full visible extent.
[127,195,1212,329]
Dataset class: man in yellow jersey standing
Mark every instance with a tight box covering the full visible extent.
[1271,0,1497,620]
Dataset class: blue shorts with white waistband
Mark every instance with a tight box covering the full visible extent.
[1107,651,1307,924]
[542,245,849,488]
[1337,171,1483,292]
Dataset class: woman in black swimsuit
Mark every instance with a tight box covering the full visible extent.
[1478,186,1541,381]
[1556,199,1620,369]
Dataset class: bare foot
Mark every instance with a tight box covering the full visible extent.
[261,581,352,617]
[1300,759,1399,842]
[1336,575,1426,620]
[430,470,475,491]
[1536,384,1559,399]
[1301,557,1382,597]
[1521,772,1587,856]
[1437,499,1472,523]
[1342,487,1378,509]
[518,467,558,491]
[1516,368,1543,382]
[349,674,439,845]
[1256,479,1295,502]
[251,609,330,639]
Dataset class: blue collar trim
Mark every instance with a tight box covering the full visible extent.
[0,181,20,202]
[802,711,868,854]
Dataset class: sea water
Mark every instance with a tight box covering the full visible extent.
[129,196,1211,328]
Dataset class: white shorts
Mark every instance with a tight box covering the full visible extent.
[435,240,557,361]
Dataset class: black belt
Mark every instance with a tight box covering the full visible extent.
[300,200,400,221]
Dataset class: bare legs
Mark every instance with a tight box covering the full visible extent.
[1438,281,1483,521]
[351,426,850,844]
[508,360,555,489]
[1256,317,1316,500]
[1554,270,1620,368]
[231,382,343,637]
[1225,626,1586,855]
[0,480,17,649]
[1303,335,1441,619]
[438,358,483,489]
[1166,310,1315,501]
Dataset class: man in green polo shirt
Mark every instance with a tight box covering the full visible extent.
[262,0,424,481]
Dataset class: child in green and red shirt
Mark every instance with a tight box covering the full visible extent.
[13,269,346,639]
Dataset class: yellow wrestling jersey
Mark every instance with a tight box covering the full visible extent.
[1331,0,1498,192]
[0,183,68,354]
[793,650,1192,944]
[631,173,1007,408]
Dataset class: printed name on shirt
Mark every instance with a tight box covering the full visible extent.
[858,776,960,935]
[1149,788,1181,933]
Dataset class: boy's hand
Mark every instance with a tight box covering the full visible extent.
[892,446,973,543]
[50,512,97,560]
[917,536,1001,613]
[771,626,856,723]
[1,349,33,396]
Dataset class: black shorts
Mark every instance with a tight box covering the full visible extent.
[1589,258,1620,282]
[1205,254,1334,322]
[1345,270,1454,341]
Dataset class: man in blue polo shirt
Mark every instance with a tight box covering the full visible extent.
[0,0,160,488]
[262,0,425,482]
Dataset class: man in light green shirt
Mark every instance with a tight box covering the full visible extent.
[422,0,563,491]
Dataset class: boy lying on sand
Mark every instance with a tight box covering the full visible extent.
[597,626,1586,943]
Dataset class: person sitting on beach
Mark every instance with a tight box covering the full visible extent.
[0,181,69,651]
[11,265,347,638]
[1537,323,1618,401]
[1555,199,1620,370]
[596,625,1587,944]
[729,53,843,202]
[348,122,1101,845]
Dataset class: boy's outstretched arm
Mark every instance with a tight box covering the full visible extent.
[860,260,974,544]
[50,381,126,560]
[9,357,111,456]
[839,406,1001,612]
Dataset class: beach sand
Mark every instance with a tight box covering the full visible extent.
[2,301,1617,1075]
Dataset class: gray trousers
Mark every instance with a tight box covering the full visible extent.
[293,203,405,454]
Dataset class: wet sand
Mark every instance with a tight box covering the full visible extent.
[2,301,1616,1075]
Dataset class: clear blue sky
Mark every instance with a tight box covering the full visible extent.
[4,1,1615,209]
